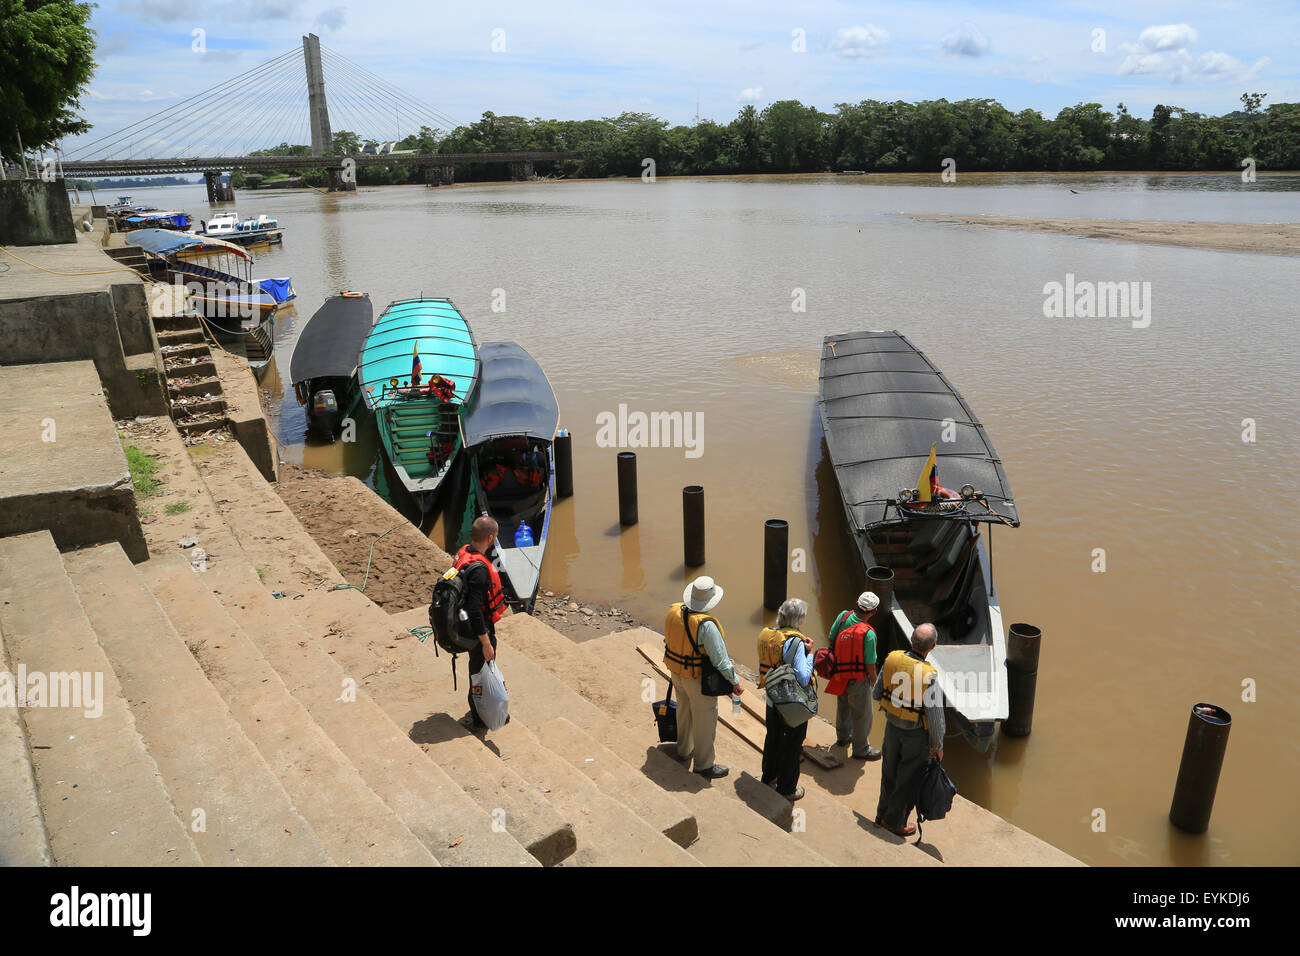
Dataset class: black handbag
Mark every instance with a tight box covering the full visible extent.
[682,606,731,697]
[911,757,958,844]
[652,681,678,742]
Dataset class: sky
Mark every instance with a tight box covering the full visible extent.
[64,0,1300,157]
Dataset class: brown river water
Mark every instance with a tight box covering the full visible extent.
[138,172,1299,866]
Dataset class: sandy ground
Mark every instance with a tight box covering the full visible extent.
[273,464,453,612]
[905,214,1300,257]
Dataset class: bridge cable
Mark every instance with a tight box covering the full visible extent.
[98,53,302,160]
[212,62,307,157]
[173,55,304,158]
[65,48,300,160]
[321,54,441,139]
[321,52,460,135]
[321,47,462,130]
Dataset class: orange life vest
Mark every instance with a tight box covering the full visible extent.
[826,621,875,696]
[454,546,506,624]
[481,464,508,492]
[663,603,724,680]
[514,466,543,489]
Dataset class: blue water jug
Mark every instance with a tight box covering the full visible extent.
[514,524,535,547]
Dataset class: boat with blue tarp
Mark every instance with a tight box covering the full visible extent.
[445,341,559,611]
[357,297,480,512]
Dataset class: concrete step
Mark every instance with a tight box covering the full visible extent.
[418,670,696,867]
[482,718,698,867]
[154,314,204,333]
[388,607,833,867]
[0,626,53,866]
[141,556,436,866]
[156,328,207,346]
[159,342,212,361]
[163,357,216,379]
[64,543,333,866]
[170,398,226,419]
[166,375,224,399]
[285,590,577,866]
[176,414,228,436]
[582,630,930,868]
[412,715,577,867]
[0,531,200,865]
[535,716,698,849]
[198,560,550,867]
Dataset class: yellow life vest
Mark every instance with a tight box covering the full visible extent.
[878,649,938,727]
[757,627,816,691]
[663,603,724,679]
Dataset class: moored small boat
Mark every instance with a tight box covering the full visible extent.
[290,292,373,439]
[357,297,480,512]
[451,341,560,612]
[200,212,284,246]
[818,330,1020,751]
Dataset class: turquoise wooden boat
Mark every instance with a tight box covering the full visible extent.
[357,297,480,508]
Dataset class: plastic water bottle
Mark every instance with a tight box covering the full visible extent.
[731,695,742,718]
[514,523,534,547]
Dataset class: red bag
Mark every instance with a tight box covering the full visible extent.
[813,647,836,680]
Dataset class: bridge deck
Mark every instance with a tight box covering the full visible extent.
[62,151,583,179]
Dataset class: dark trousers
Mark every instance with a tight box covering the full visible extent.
[876,721,929,827]
[466,632,498,724]
[761,703,807,795]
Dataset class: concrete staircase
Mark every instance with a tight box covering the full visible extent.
[153,312,228,438]
[0,416,1080,867]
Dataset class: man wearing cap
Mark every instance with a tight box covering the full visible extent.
[663,576,742,780]
[825,592,882,761]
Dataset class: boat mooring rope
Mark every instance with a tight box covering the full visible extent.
[328,523,401,594]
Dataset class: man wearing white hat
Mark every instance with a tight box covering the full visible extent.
[824,591,883,761]
[663,576,742,780]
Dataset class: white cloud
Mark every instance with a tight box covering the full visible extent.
[941,23,989,58]
[316,5,346,31]
[737,87,763,102]
[1137,23,1198,52]
[831,24,889,59]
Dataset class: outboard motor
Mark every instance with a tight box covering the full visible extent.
[309,387,340,436]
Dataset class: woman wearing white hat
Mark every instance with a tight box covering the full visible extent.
[662,576,742,779]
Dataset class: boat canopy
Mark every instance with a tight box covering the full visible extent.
[289,293,374,384]
[818,331,1019,531]
[357,297,478,409]
[124,228,252,262]
[463,341,559,448]
[257,277,295,304]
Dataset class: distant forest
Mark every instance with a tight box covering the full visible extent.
[72,175,202,189]
[232,94,1299,186]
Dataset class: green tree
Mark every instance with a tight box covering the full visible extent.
[0,0,96,157]
[331,130,361,155]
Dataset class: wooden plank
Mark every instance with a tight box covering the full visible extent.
[634,643,842,770]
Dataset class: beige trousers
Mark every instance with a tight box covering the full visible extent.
[674,675,718,772]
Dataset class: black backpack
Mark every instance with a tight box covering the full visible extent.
[429,565,481,687]
[912,757,957,844]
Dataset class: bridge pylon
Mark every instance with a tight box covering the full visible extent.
[303,33,333,156]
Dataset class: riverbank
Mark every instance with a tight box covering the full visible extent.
[905,213,1300,256]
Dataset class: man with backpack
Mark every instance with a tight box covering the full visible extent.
[456,516,507,729]
[872,623,945,837]
[825,592,882,761]
[663,576,741,780]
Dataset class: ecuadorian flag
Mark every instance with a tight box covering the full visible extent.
[411,343,422,387]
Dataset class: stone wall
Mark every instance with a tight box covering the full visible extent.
[0,180,78,246]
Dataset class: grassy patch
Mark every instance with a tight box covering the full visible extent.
[124,445,162,497]
[165,501,191,516]
[256,566,267,581]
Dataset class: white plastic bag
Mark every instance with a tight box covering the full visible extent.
[470,660,509,730]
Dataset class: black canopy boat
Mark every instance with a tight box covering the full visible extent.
[289,292,373,439]
[818,331,1020,751]
[446,342,560,613]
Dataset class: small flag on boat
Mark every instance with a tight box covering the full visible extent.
[916,443,937,503]
[411,343,422,387]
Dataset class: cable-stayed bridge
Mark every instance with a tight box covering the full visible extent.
[61,34,580,195]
